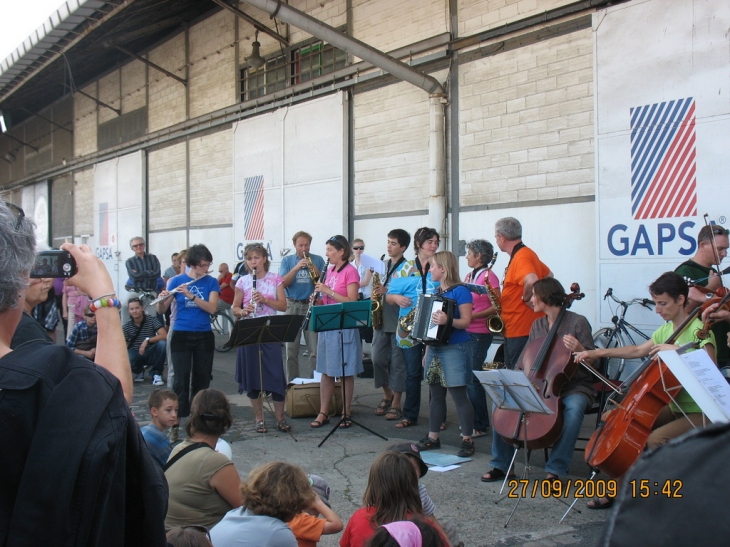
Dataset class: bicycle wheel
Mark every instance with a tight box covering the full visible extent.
[211,312,234,353]
[592,327,624,380]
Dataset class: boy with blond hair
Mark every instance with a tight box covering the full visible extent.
[141,389,179,467]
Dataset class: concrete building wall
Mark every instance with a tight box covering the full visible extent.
[148,32,187,132]
[121,59,147,114]
[188,9,236,119]
[98,69,121,125]
[289,0,347,44]
[189,128,233,227]
[73,83,98,157]
[149,142,187,232]
[73,167,95,236]
[459,28,594,207]
[459,0,575,36]
[352,0,448,54]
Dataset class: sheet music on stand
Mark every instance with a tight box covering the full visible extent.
[474,369,553,415]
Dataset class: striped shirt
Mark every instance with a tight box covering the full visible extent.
[123,314,164,351]
[125,252,161,291]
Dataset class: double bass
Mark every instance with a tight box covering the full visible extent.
[492,283,585,450]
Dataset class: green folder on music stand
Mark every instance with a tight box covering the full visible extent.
[309,300,371,332]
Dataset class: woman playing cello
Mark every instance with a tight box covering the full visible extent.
[574,272,716,509]
[482,277,598,483]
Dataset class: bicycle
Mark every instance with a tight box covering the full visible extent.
[592,287,654,381]
[211,310,234,352]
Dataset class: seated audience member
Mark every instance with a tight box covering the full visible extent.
[65,305,98,360]
[123,296,168,386]
[166,525,213,547]
[11,277,53,348]
[210,461,314,547]
[340,451,445,547]
[165,388,242,529]
[141,389,179,468]
[288,474,344,547]
[364,519,449,547]
[0,201,166,545]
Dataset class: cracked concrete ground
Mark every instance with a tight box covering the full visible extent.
[132,345,610,547]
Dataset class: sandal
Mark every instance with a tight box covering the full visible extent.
[310,412,330,429]
[375,398,393,416]
[255,420,267,434]
[439,422,447,431]
[587,496,614,510]
[339,415,353,428]
[395,418,417,429]
[277,419,292,432]
[384,407,403,420]
[480,468,516,483]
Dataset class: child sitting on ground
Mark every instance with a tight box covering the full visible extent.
[141,389,179,468]
[288,474,343,547]
[386,443,463,547]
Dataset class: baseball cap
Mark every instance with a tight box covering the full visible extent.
[388,442,428,477]
[308,474,332,508]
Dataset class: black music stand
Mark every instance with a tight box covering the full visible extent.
[225,315,304,437]
[479,369,553,527]
[310,301,388,447]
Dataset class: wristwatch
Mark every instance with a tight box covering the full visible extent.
[144,337,150,343]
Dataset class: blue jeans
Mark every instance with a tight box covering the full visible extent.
[466,333,492,431]
[503,336,529,369]
[128,340,167,376]
[490,393,590,477]
[401,343,426,423]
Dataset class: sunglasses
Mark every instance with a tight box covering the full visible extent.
[3,201,25,230]
[352,246,364,250]
[85,313,95,318]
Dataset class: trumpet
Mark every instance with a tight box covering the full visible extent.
[149,272,211,305]
[304,252,320,284]
[483,253,504,333]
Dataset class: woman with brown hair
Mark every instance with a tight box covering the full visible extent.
[165,389,242,529]
[210,461,314,547]
[231,242,289,433]
[340,451,444,547]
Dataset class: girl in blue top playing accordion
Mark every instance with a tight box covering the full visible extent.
[416,251,476,458]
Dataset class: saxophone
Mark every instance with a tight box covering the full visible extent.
[398,306,416,333]
[371,269,383,330]
[483,253,504,334]
[304,252,320,283]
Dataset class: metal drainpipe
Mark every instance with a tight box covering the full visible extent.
[240,0,448,242]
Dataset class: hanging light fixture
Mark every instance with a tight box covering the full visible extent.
[245,30,265,69]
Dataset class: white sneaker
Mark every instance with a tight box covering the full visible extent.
[134,372,144,383]
[153,375,164,386]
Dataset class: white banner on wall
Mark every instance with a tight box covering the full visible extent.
[594,0,730,329]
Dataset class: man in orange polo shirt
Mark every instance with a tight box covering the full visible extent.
[481,216,553,483]
[494,216,552,369]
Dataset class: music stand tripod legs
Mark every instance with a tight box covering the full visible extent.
[318,327,388,447]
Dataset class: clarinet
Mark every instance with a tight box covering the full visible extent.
[251,268,258,318]
[301,259,329,332]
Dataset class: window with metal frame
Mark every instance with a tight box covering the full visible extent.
[239,35,348,102]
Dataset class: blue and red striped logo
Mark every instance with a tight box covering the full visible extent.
[630,97,697,220]
[244,175,265,239]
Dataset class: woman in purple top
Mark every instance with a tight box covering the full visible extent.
[232,243,289,433]
[310,235,361,429]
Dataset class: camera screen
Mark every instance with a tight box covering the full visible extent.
[32,254,61,277]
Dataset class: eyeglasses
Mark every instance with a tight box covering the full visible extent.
[352,246,364,250]
[3,201,25,230]
[132,243,144,248]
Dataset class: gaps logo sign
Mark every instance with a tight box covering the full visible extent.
[607,98,699,256]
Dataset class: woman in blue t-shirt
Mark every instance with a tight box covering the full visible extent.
[416,251,476,458]
[157,244,220,418]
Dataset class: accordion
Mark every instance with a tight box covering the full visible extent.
[411,293,456,345]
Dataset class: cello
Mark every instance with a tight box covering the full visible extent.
[583,297,726,478]
[492,283,585,450]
